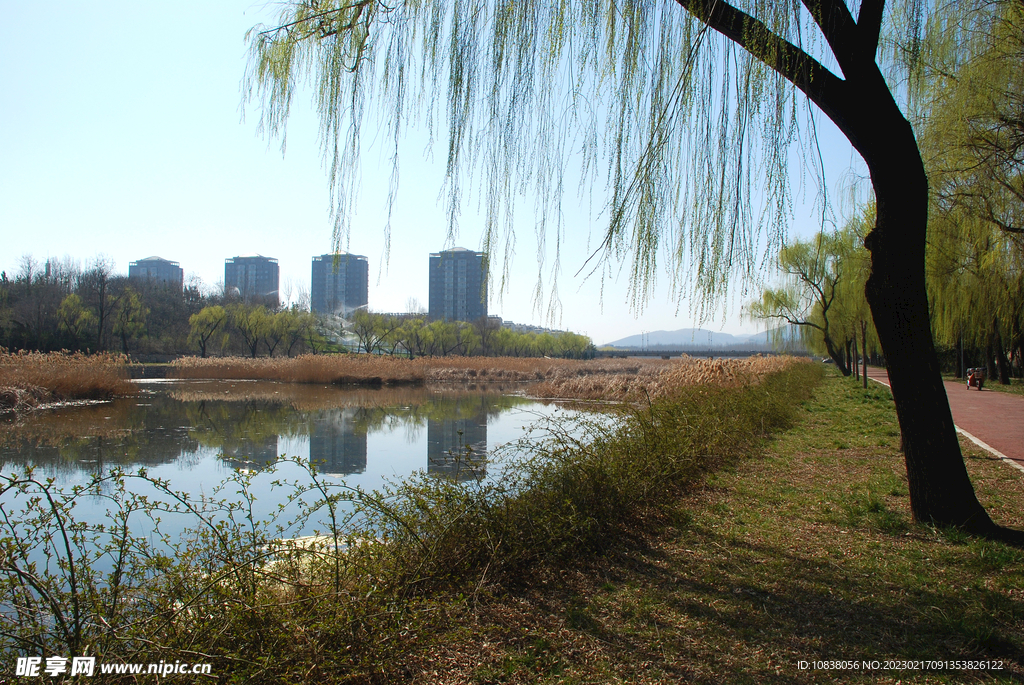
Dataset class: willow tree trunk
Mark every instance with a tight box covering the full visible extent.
[861,321,868,389]
[823,334,851,376]
[853,79,1002,534]
[852,337,860,382]
[993,317,1011,385]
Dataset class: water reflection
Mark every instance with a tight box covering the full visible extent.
[428,396,489,481]
[0,380,540,483]
[310,408,367,475]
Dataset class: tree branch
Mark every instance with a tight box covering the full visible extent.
[857,0,886,61]
[672,0,853,136]
[799,0,860,76]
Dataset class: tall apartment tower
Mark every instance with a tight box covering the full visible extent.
[225,255,280,308]
[428,247,487,322]
[310,253,369,315]
[128,256,184,291]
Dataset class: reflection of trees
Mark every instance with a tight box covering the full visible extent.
[0,394,199,476]
[352,392,529,434]
[0,382,537,478]
[184,400,298,469]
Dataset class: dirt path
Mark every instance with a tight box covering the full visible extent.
[865,365,1024,474]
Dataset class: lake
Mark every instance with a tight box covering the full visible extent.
[0,379,582,540]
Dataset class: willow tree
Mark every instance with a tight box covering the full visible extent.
[915,0,1024,240]
[916,0,1024,381]
[245,0,1022,541]
[748,221,874,375]
[927,206,1023,383]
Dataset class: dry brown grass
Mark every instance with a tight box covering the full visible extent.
[168,355,805,400]
[0,350,135,410]
[163,379,527,410]
[170,355,674,386]
[533,354,807,401]
[171,354,423,384]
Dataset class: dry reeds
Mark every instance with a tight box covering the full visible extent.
[0,350,135,410]
[169,354,653,386]
[163,379,524,410]
[532,354,808,401]
[171,354,425,385]
[168,354,804,400]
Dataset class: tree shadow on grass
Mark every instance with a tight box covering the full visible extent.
[533,521,1024,684]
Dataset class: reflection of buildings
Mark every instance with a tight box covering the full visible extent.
[427,413,487,481]
[220,434,279,470]
[310,408,367,475]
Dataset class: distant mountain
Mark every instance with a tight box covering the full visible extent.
[604,328,743,348]
[603,325,806,351]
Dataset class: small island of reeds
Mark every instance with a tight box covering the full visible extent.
[0,350,135,411]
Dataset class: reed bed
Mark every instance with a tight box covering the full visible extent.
[171,354,423,384]
[168,354,803,401]
[532,354,806,401]
[169,354,675,386]
[164,379,526,410]
[0,350,135,410]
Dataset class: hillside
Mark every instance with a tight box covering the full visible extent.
[603,325,805,351]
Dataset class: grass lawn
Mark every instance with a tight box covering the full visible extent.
[399,371,1024,684]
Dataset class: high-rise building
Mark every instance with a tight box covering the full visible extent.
[311,253,369,315]
[225,255,279,308]
[428,247,487,322]
[128,256,183,291]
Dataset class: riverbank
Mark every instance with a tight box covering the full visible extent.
[399,370,1024,683]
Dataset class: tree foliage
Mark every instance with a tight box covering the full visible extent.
[111,286,148,355]
[915,0,1024,238]
[750,209,878,375]
[916,0,1024,381]
[188,305,229,358]
[243,0,853,309]
[342,311,593,358]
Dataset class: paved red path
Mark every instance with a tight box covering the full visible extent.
[865,366,1024,474]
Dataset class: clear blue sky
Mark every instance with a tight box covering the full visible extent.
[0,2,866,345]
